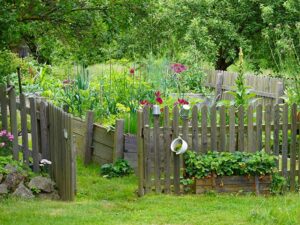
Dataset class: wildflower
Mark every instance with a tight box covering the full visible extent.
[0,130,7,137]
[7,134,14,141]
[40,159,52,165]
[171,63,187,74]
[155,91,161,97]
[156,97,163,104]
[0,142,5,147]
[129,68,135,75]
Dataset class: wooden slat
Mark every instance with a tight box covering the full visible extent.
[210,104,217,151]
[172,106,180,194]
[290,104,297,191]
[264,104,271,153]
[20,94,29,165]
[163,106,171,194]
[92,142,113,161]
[201,105,208,152]
[63,111,68,200]
[238,106,244,151]
[247,105,254,152]
[192,105,199,152]
[84,111,94,165]
[114,119,125,161]
[8,87,19,160]
[154,113,161,193]
[229,105,235,152]
[57,107,63,199]
[40,101,49,160]
[256,104,263,151]
[137,110,144,196]
[92,125,114,148]
[144,125,151,194]
[70,115,76,200]
[220,105,226,151]
[48,103,54,179]
[273,104,280,167]
[29,97,40,172]
[143,105,150,194]
[282,104,288,178]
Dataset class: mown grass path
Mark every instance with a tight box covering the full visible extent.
[1,160,299,225]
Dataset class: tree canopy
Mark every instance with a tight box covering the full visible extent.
[0,0,299,71]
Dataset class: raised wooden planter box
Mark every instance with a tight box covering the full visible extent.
[194,175,272,195]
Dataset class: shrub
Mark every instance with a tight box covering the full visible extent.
[100,159,133,178]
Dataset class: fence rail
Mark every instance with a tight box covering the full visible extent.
[204,70,284,105]
[0,85,76,201]
[138,103,300,196]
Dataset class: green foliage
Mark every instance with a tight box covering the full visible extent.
[184,150,277,179]
[100,159,133,178]
[0,156,31,176]
[0,50,19,84]
[270,173,287,195]
[219,48,257,108]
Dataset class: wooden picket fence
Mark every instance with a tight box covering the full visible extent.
[0,85,76,201]
[137,103,300,196]
[204,70,284,106]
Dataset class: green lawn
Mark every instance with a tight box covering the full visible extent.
[1,160,300,225]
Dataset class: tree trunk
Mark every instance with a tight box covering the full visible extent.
[215,48,236,71]
[215,56,233,71]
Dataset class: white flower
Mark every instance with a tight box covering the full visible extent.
[40,159,52,165]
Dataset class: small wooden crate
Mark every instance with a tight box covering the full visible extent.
[194,175,272,195]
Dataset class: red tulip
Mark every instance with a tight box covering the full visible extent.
[130,68,135,75]
[156,97,163,104]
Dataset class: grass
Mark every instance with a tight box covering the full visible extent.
[1,160,300,225]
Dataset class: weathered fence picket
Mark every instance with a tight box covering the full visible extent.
[0,86,76,201]
[138,103,300,196]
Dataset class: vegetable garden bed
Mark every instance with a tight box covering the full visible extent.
[194,175,272,195]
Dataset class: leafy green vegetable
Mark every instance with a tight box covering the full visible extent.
[184,150,277,179]
[100,159,133,179]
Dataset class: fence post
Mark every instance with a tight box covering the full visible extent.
[137,110,144,196]
[84,111,94,166]
[8,87,19,160]
[29,97,40,173]
[113,119,124,162]
[275,81,284,104]
[215,72,224,101]
[40,101,50,160]
[20,93,29,166]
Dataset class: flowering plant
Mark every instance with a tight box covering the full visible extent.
[140,90,164,107]
[171,63,187,74]
[39,159,52,176]
[0,130,14,156]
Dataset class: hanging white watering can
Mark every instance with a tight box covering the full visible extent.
[170,136,188,155]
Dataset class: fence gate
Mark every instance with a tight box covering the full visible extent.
[0,85,76,201]
[137,103,300,196]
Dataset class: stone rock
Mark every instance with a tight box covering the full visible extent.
[4,164,17,173]
[28,176,55,193]
[4,172,24,191]
[0,174,3,183]
[0,183,8,194]
[12,183,34,199]
[38,190,60,200]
